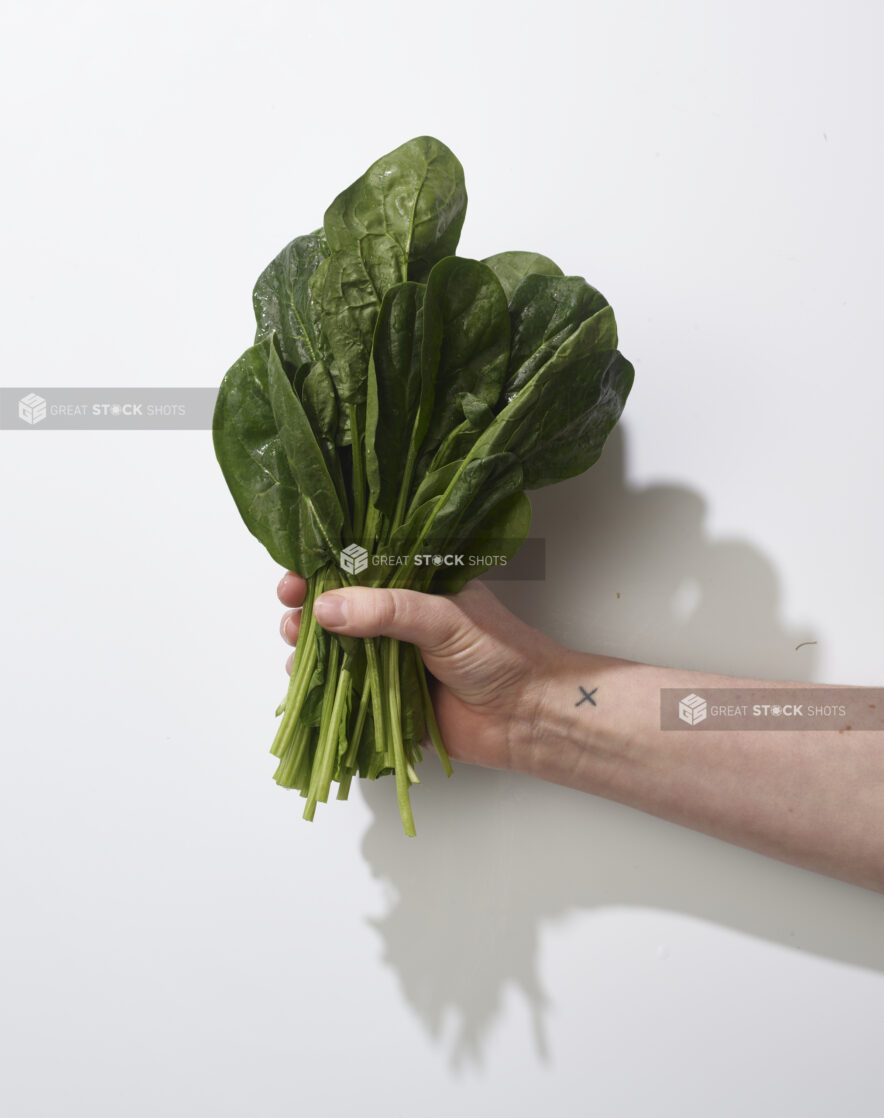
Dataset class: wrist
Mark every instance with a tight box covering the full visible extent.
[504,647,593,777]
[508,647,640,793]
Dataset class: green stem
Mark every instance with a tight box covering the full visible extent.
[362,501,380,552]
[318,655,353,802]
[273,717,313,789]
[336,675,371,800]
[270,572,322,758]
[349,403,366,542]
[391,441,419,535]
[425,417,469,476]
[303,638,341,820]
[385,637,416,836]
[413,644,452,777]
[293,724,316,792]
[364,637,387,755]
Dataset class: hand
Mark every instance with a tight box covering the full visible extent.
[277,572,564,772]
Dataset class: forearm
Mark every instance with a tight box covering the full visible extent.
[514,651,884,893]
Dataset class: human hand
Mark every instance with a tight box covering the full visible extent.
[277,573,564,773]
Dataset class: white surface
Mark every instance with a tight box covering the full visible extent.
[2,1,883,1115]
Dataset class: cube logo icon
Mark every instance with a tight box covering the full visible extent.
[19,393,47,425]
[339,543,368,575]
[679,692,707,726]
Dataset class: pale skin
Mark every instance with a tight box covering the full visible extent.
[278,573,884,894]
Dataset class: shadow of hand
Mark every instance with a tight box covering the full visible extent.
[356,427,884,1069]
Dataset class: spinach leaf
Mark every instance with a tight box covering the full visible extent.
[505,274,610,398]
[432,490,532,593]
[300,360,338,443]
[472,305,634,487]
[316,137,467,407]
[410,451,524,560]
[301,361,350,523]
[420,391,496,475]
[365,281,427,520]
[324,136,467,284]
[417,256,510,473]
[390,459,461,546]
[213,338,321,573]
[264,337,345,570]
[519,349,634,488]
[459,391,494,428]
[482,250,563,301]
[253,230,329,367]
[311,249,393,406]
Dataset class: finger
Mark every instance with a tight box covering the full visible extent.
[285,650,294,674]
[280,609,301,646]
[277,571,306,608]
[312,587,469,657]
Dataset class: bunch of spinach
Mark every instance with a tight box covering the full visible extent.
[213,136,634,835]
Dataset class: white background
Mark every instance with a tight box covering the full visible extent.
[2,1,883,1114]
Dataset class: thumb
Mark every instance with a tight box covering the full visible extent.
[312,587,468,657]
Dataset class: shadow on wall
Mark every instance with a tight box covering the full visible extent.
[357,426,884,1070]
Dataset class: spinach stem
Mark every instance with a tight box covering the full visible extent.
[319,655,352,801]
[270,571,321,758]
[336,674,371,800]
[362,501,379,551]
[385,637,416,836]
[391,442,418,535]
[349,403,366,541]
[413,644,452,777]
[302,641,345,820]
[273,718,312,787]
[364,637,386,756]
[426,417,470,475]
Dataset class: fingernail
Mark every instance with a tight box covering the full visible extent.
[314,593,348,628]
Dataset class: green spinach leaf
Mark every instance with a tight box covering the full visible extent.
[482,250,563,301]
[253,230,329,367]
[365,281,427,519]
[417,256,510,472]
[505,273,610,398]
[214,338,321,573]
[324,136,467,284]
